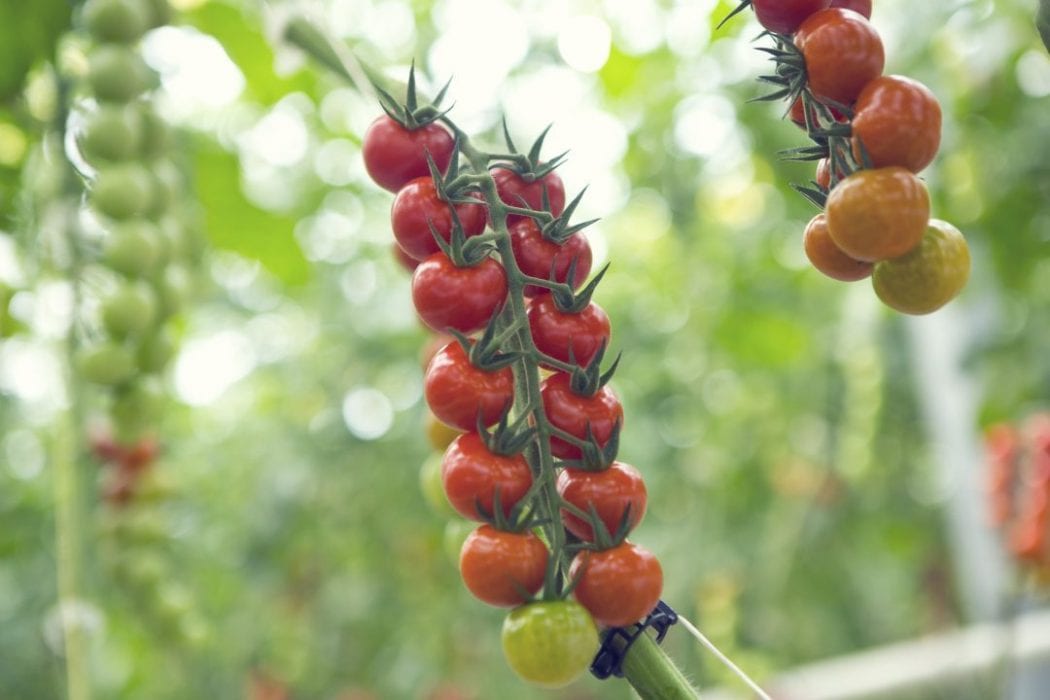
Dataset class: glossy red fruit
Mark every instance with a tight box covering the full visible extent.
[392,243,419,272]
[851,75,942,173]
[509,218,592,297]
[412,253,507,334]
[557,462,647,541]
[391,177,487,261]
[570,542,663,628]
[491,167,566,223]
[830,0,872,18]
[442,433,533,521]
[459,525,548,607]
[795,8,885,106]
[528,297,610,370]
[752,0,831,35]
[540,373,623,460]
[362,116,455,193]
[424,341,514,431]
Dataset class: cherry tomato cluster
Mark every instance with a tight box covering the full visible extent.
[984,414,1050,582]
[727,0,970,315]
[72,0,198,469]
[363,70,663,688]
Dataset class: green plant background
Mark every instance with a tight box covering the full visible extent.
[0,0,1048,698]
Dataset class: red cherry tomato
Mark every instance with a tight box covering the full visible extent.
[751,0,831,35]
[557,462,647,541]
[392,243,419,272]
[362,116,455,193]
[788,95,846,130]
[122,436,159,472]
[491,167,566,223]
[815,158,831,190]
[851,75,942,173]
[442,433,533,521]
[540,373,623,460]
[795,8,885,106]
[528,297,610,370]
[459,524,548,607]
[803,213,873,282]
[570,542,663,628]
[391,177,487,261]
[412,253,507,334]
[425,341,514,431]
[830,0,872,18]
[509,218,592,297]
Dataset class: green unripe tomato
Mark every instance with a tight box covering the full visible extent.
[136,327,175,373]
[77,342,137,385]
[501,601,599,688]
[91,163,156,220]
[442,519,474,567]
[82,0,149,44]
[88,45,155,103]
[103,219,162,276]
[153,266,191,319]
[79,104,143,163]
[872,219,971,315]
[111,377,165,435]
[419,454,455,518]
[113,550,166,589]
[138,105,172,158]
[102,281,158,338]
[143,0,173,28]
[148,160,182,217]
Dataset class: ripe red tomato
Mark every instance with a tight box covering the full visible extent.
[528,297,610,370]
[851,75,941,173]
[122,437,160,471]
[459,524,548,607]
[540,373,623,460]
[391,178,487,261]
[509,218,592,297]
[442,433,533,521]
[412,253,507,334]
[803,213,873,281]
[795,8,884,106]
[752,0,831,35]
[830,0,872,18]
[501,601,597,688]
[424,341,514,431]
[491,167,566,223]
[557,462,647,541]
[392,243,419,272]
[362,116,455,193]
[815,158,831,190]
[570,542,663,628]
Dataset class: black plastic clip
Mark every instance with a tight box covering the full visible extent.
[589,600,679,680]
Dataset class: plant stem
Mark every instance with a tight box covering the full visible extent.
[621,630,701,700]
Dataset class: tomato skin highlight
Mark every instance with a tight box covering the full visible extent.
[872,219,970,315]
[491,167,566,223]
[411,253,507,334]
[825,167,930,263]
[509,218,592,297]
[570,542,663,628]
[557,462,647,541]
[851,75,942,173]
[803,213,874,282]
[459,525,548,607]
[752,0,831,35]
[501,601,598,688]
[390,177,487,261]
[528,297,610,370]
[424,341,514,431]
[830,0,872,18]
[795,8,885,106]
[441,433,533,521]
[363,116,455,193]
[540,373,623,460]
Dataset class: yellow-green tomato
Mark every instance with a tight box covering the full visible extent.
[103,220,162,276]
[79,104,143,163]
[442,519,474,567]
[88,45,155,103]
[77,342,136,385]
[136,327,175,373]
[419,454,455,518]
[872,219,971,315]
[501,601,599,689]
[91,163,156,220]
[102,282,157,338]
[82,0,149,44]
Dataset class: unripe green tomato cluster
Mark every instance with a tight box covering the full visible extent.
[73,0,199,443]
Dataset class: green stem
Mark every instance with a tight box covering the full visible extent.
[621,631,700,700]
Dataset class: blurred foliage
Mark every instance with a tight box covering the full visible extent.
[0,0,1049,699]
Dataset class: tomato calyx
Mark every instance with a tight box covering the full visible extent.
[554,419,622,472]
[447,315,520,373]
[544,262,608,315]
[563,500,637,551]
[372,61,452,130]
[477,404,537,458]
[491,119,567,184]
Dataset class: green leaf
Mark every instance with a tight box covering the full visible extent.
[0,0,71,101]
[192,139,310,286]
[185,2,317,105]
